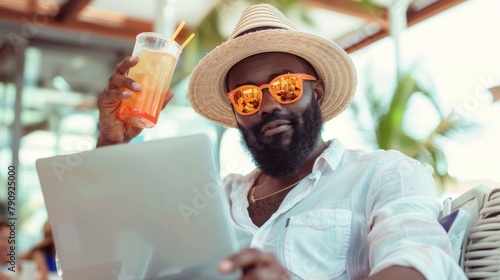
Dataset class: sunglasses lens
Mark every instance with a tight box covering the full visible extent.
[232,87,261,114]
[228,74,312,115]
[270,75,301,102]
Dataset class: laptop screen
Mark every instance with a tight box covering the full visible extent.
[36,133,240,280]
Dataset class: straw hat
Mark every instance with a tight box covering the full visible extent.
[187,3,357,128]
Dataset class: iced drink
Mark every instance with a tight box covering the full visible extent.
[118,32,180,128]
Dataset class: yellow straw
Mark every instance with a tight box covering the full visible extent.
[175,33,195,56]
[164,20,186,51]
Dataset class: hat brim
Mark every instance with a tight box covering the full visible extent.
[188,29,357,128]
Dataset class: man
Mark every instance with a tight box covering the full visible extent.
[97,3,466,280]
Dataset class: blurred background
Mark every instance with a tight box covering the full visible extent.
[0,0,499,256]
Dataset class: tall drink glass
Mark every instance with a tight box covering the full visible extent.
[118,32,180,128]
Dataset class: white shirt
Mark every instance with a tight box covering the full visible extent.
[223,139,467,280]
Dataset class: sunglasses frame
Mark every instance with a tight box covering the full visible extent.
[227,73,317,116]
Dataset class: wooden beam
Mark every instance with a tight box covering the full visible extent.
[54,0,93,22]
[304,0,389,30]
[343,30,388,54]
[339,0,466,53]
[0,0,59,18]
[304,0,384,21]
[0,6,152,42]
[407,0,466,26]
[28,0,37,13]
[489,86,500,102]
[78,6,151,30]
[0,0,466,56]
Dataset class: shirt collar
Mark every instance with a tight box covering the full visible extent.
[225,139,346,198]
[311,138,346,174]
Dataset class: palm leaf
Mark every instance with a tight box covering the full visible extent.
[412,73,443,118]
[393,131,420,155]
[356,65,479,191]
[426,144,453,188]
[435,114,480,140]
[377,73,417,149]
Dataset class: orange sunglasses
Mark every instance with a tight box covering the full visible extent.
[227,73,317,115]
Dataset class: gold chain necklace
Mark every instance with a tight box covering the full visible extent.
[250,179,302,204]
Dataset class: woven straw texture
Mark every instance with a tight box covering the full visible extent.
[188,3,357,128]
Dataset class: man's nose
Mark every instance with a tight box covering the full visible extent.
[258,89,282,117]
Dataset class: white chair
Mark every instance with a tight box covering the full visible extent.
[439,184,500,279]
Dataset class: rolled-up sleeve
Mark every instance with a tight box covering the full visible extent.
[366,152,467,280]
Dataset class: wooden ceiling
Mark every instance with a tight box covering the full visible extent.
[0,0,465,53]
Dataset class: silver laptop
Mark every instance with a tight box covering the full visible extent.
[36,133,240,280]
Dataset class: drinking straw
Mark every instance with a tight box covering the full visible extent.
[175,33,196,56]
[164,20,186,51]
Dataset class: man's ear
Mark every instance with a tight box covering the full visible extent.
[313,79,325,105]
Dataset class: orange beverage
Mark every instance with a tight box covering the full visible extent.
[118,32,180,128]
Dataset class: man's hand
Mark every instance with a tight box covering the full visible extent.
[96,56,174,147]
[218,248,290,280]
[365,266,425,280]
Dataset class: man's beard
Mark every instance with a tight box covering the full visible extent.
[238,99,323,177]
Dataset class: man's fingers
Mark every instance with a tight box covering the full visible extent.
[105,89,132,100]
[108,74,142,91]
[97,89,131,111]
[223,248,260,272]
[219,249,290,280]
[162,90,175,109]
[98,56,140,109]
[241,266,290,280]
[114,56,139,75]
[219,248,272,274]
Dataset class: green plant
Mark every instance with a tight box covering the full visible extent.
[351,68,477,191]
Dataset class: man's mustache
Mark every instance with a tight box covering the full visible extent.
[251,112,298,138]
